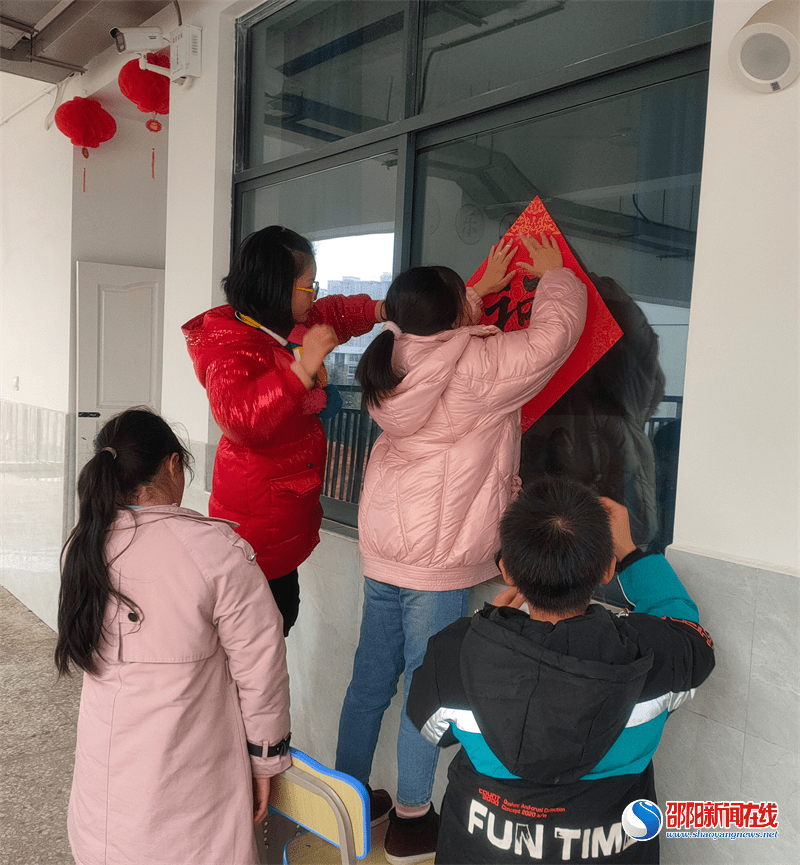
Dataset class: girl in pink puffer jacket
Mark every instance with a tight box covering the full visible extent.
[335,236,587,864]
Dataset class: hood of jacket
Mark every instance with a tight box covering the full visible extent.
[461,603,653,784]
[371,325,499,437]
[183,304,279,389]
[113,505,239,531]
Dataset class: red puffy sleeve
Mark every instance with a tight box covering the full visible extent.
[306,294,380,343]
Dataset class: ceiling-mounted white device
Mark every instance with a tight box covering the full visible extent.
[728,0,799,92]
[169,24,202,81]
[109,23,202,82]
[110,27,168,54]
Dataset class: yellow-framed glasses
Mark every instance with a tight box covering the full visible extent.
[295,280,320,300]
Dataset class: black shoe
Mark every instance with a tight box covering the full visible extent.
[366,784,393,826]
[384,805,439,864]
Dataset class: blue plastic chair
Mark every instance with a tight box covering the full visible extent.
[259,747,371,865]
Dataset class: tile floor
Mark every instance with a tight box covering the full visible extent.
[0,587,431,865]
[1,584,82,864]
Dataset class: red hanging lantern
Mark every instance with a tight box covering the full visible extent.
[54,96,117,151]
[118,53,170,115]
[118,52,169,178]
[54,97,117,191]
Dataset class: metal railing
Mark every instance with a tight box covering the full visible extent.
[644,396,683,442]
[320,386,381,505]
[321,388,684,526]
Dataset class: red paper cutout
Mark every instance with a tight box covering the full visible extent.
[468,197,622,432]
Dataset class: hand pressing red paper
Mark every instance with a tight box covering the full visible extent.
[467,197,623,432]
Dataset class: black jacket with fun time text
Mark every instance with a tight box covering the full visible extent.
[407,553,714,864]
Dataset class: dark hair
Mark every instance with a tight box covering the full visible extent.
[222,225,314,336]
[356,266,466,408]
[55,408,193,677]
[499,476,614,615]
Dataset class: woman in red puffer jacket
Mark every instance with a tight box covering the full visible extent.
[183,226,384,634]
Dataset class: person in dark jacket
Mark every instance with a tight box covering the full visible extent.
[183,226,384,634]
[520,274,665,548]
[408,475,714,864]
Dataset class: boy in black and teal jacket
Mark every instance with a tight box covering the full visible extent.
[408,476,714,864]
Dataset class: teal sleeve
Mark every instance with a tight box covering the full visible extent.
[619,554,699,622]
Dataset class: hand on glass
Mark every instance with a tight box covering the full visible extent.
[598,496,638,561]
[472,241,518,298]
[518,234,563,279]
[300,324,337,381]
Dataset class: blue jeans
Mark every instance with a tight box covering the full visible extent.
[336,578,468,807]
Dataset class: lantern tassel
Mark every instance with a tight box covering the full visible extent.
[152,147,155,179]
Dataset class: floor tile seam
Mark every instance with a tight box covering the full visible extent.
[739,571,761,798]
[681,704,750,738]
[2,742,77,768]
[53,703,80,725]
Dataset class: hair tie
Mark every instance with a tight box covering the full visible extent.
[382,321,402,339]
[101,446,117,459]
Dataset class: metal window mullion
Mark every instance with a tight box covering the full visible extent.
[233,20,251,176]
[403,0,422,119]
[234,137,402,194]
[415,43,711,151]
[394,131,416,276]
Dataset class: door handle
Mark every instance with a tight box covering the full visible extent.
[78,412,101,417]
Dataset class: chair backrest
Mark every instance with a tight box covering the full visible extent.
[268,747,371,864]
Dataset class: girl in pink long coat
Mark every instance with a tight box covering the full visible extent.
[56,408,291,865]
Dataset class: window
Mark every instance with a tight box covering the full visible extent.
[241,0,407,168]
[234,0,712,543]
[418,0,712,114]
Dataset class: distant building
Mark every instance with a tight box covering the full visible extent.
[324,274,393,385]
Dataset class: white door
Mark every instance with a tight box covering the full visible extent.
[75,261,165,476]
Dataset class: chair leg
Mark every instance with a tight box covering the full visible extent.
[254,817,269,864]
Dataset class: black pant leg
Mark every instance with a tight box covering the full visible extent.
[268,569,300,636]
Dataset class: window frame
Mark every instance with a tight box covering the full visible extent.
[232,2,712,530]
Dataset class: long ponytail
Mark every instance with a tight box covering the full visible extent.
[356,266,465,409]
[55,409,192,677]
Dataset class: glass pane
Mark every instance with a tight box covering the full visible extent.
[240,154,397,524]
[420,0,712,113]
[415,72,708,552]
[244,0,406,168]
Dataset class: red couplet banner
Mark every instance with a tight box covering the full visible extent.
[467,196,623,432]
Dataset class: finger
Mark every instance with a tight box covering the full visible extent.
[499,270,516,288]
[492,586,517,607]
[509,593,526,610]
[550,234,560,249]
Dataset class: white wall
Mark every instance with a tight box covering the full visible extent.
[1,87,73,412]
[71,114,169,267]
[159,1,257,442]
[673,0,800,573]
